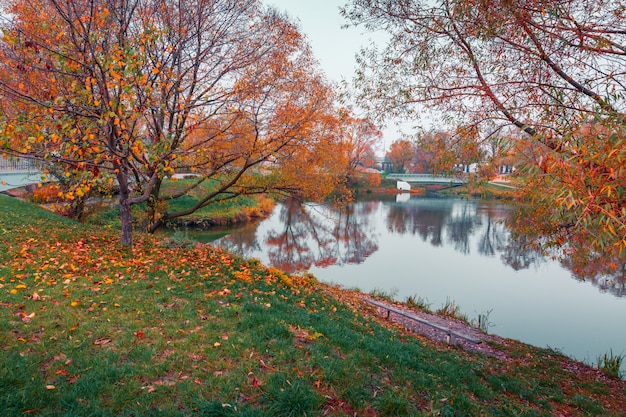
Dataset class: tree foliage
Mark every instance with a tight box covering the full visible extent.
[0,0,347,246]
[341,113,381,170]
[343,0,626,273]
[386,139,413,173]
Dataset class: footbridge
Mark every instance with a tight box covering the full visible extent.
[387,173,467,185]
[0,158,41,192]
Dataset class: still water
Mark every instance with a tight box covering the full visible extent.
[199,195,625,369]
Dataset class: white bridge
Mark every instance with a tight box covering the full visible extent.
[387,173,467,185]
[0,158,41,192]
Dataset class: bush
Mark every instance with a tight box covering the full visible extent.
[30,184,63,203]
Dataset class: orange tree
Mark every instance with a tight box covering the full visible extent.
[409,129,482,175]
[386,139,414,173]
[338,111,382,184]
[343,0,626,273]
[0,0,347,246]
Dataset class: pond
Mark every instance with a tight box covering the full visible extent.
[0,172,41,192]
[187,195,626,371]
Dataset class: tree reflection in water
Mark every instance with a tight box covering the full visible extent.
[218,198,379,273]
[386,198,506,257]
[215,196,624,297]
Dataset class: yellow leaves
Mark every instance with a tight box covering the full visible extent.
[233,270,252,282]
[607,223,616,236]
[206,287,231,298]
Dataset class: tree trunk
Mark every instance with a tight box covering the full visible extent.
[119,196,133,247]
[144,178,162,233]
[117,173,134,247]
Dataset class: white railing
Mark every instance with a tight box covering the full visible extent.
[0,157,37,173]
[387,173,466,184]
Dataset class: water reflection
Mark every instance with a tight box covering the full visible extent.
[218,198,378,273]
[213,196,625,297]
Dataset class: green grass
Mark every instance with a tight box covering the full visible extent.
[597,350,625,379]
[87,178,265,228]
[405,294,432,312]
[435,297,469,323]
[1,194,625,415]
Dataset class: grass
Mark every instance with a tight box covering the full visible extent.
[1,194,625,415]
[368,286,398,300]
[87,178,274,229]
[597,350,625,379]
[471,309,495,334]
[436,180,516,199]
[435,297,469,322]
[405,294,432,312]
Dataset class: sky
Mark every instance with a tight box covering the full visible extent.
[266,1,407,149]
[267,0,368,84]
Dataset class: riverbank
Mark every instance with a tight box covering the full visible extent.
[355,176,516,200]
[1,193,624,415]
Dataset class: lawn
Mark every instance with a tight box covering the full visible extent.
[0,194,624,416]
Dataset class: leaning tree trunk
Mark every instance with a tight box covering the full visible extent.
[144,177,162,233]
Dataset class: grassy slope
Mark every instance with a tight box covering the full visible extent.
[0,194,624,416]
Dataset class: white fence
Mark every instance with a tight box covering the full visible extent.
[0,157,37,173]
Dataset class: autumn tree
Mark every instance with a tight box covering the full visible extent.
[343,0,626,271]
[483,131,517,177]
[339,111,382,183]
[0,0,345,246]
[386,139,414,173]
[409,130,480,175]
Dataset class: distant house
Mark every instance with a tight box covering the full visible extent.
[374,156,393,172]
[498,164,515,174]
[455,163,479,174]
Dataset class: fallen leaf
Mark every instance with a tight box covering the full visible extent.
[21,312,35,323]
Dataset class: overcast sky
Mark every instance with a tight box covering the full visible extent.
[267,0,367,84]
[267,1,409,149]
